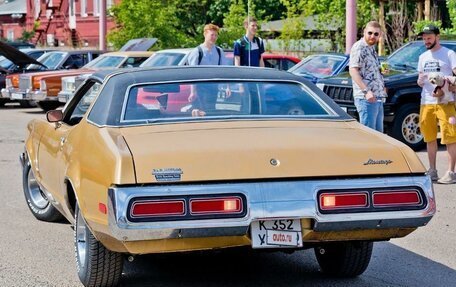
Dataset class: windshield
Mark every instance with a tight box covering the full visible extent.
[0,57,13,69]
[140,52,186,67]
[386,42,456,70]
[387,42,425,70]
[27,52,66,70]
[120,81,335,124]
[83,55,125,68]
[291,55,346,78]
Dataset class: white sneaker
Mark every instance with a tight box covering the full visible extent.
[426,168,439,181]
[437,171,456,184]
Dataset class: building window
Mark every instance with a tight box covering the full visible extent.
[93,0,100,17]
[107,0,113,9]
[81,0,88,17]
[7,30,14,41]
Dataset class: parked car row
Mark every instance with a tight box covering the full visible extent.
[0,43,300,111]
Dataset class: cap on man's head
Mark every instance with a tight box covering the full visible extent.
[418,24,440,36]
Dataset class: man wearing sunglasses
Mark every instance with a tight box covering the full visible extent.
[349,21,387,133]
[416,24,456,184]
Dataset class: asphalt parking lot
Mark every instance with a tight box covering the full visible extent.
[0,105,455,287]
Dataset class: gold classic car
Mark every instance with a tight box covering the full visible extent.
[21,66,435,287]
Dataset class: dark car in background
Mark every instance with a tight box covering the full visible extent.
[317,40,456,150]
[1,49,102,109]
[0,41,53,107]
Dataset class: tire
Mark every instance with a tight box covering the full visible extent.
[19,100,38,108]
[391,103,425,151]
[37,101,62,112]
[22,161,63,222]
[314,241,373,277]
[0,98,7,107]
[75,203,124,287]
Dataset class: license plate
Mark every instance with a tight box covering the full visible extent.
[251,219,302,248]
[11,93,24,100]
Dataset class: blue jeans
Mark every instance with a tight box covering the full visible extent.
[354,98,384,132]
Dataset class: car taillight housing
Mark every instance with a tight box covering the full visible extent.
[131,200,185,218]
[33,78,41,90]
[320,193,368,210]
[190,197,243,215]
[318,187,425,214]
[127,194,247,222]
[11,75,19,88]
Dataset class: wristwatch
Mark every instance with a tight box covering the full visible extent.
[361,88,369,95]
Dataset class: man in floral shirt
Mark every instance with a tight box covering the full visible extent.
[349,21,387,132]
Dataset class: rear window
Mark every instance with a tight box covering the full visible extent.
[120,81,335,124]
[141,53,186,67]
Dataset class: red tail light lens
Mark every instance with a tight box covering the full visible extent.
[320,193,368,210]
[373,191,421,207]
[131,200,185,217]
[190,197,242,215]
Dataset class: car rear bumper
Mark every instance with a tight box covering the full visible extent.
[1,88,10,98]
[106,175,434,243]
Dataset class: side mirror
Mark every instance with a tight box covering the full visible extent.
[46,109,63,122]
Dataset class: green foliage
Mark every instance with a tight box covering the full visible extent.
[278,0,377,53]
[217,0,246,49]
[107,0,197,50]
[18,30,35,42]
[412,20,442,36]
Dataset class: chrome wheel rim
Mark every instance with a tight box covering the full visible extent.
[27,168,48,209]
[402,112,422,144]
[76,208,87,269]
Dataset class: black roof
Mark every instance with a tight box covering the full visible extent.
[91,65,305,83]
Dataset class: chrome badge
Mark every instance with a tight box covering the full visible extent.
[363,159,393,166]
[152,168,183,182]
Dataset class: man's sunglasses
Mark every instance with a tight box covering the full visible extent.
[367,31,380,37]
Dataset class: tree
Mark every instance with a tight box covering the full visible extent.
[107,0,196,50]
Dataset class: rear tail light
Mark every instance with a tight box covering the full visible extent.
[11,76,19,88]
[318,188,426,214]
[373,191,421,207]
[190,197,242,215]
[130,200,185,218]
[319,192,368,210]
[127,194,247,222]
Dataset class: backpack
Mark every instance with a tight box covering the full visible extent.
[197,45,222,65]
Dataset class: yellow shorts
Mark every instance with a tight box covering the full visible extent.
[420,103,456,144]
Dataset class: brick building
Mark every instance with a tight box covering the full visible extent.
[0,0,118,48]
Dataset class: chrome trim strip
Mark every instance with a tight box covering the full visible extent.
[107,175,434,242]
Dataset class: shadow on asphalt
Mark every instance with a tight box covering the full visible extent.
[119,242,456,287]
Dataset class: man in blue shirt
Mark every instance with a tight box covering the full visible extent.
[188,24,229,115]
[234,17,265,67]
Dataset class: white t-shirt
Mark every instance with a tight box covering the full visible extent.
[418,46,456,105]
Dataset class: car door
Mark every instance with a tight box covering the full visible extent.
[37,80,101,203]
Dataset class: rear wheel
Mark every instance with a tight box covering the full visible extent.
[314,241,373,277]
[75,203,124,287]
[19,100,37,108]
[22,161,63,222]
[391,103,425,151]
[0,98,7,107]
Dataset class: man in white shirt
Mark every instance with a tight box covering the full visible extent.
[417,24,456,184]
